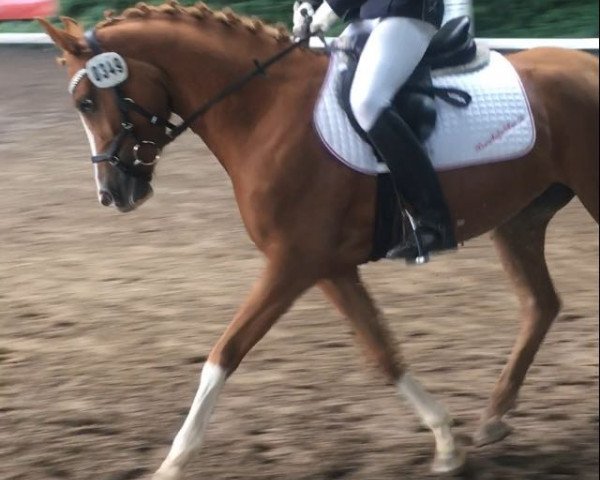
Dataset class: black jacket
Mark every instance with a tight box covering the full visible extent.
[325,0,444,27]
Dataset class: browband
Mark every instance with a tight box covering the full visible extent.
[68,68,87,95]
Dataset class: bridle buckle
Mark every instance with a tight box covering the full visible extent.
[133,140,161,166]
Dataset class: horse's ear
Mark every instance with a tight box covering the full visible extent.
[60,16,85,37]
[36,17,86,55]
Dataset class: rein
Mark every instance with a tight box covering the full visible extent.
[166,35,311,141]
[73,29,310,173]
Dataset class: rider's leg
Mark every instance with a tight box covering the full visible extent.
[350,17,457,257]
[350,17,436,131]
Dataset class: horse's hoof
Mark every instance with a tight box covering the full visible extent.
[152,465,183,480]
[473,418,513,447]
[431,447,467,475]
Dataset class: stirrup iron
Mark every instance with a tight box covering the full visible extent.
[386,211,430,265]
[405,211,430,265]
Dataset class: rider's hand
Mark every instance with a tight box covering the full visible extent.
[292,1,315,37]
[309,1,339,34]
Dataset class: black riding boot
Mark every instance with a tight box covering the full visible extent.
[367,106,457,260]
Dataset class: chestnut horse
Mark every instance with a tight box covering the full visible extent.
[39,3,598,479]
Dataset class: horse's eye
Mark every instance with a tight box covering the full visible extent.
[78,98,95,113]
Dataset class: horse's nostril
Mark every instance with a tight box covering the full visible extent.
[99,190,113,207]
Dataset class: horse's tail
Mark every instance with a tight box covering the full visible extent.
[582,52,600,144]
[576,51,599,222]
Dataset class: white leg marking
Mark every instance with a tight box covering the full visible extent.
[154,362,227,480]
[397,372,464,473]
[78,115,102,198]
[397,372,450,428]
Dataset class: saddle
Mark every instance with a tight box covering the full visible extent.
[334,16,476,260]
[337,16,476,146]
[313,17,535,261]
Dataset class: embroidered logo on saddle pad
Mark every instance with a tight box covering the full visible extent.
[314,50,536,175]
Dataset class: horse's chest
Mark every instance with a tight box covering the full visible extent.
[233,181,286,251]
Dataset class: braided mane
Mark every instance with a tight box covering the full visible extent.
[97,0,291,43]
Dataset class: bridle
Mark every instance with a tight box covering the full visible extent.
[70,29,310,177]
[68,30,176,177]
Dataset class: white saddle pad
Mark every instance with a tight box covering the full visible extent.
[314,50,536,175]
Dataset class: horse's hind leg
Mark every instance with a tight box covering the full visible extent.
[320,269,465,474]
[474,184,574,446]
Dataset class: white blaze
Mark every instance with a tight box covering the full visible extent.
[79,114,103,201]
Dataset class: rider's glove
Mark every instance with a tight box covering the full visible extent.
[292,0,339,37]
[309,1,339,34]
[293,1,315,37]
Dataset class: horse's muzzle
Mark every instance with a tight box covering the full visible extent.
[120,181,153,212]
[98,176,153,212]
[99,190,114,207]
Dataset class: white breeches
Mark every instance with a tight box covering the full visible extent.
[349,17,437,131]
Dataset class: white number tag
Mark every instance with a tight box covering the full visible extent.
[85,52,128,89]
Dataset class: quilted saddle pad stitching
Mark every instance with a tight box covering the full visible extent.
[313,51,536,176]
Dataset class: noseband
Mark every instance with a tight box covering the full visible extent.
[70,29,310,176]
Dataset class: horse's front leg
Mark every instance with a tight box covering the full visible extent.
[153,262,313,480]
[319,269,465,474]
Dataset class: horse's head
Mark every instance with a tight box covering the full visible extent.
[38,17,172,212]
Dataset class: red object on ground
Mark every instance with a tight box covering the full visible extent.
[0,0,58,20]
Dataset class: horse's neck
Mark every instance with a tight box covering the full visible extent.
[98,19,319,171]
